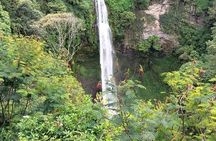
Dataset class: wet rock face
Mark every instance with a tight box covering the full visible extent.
[122,0,179,54]
[159,36,179,54]
[143,0,169,38]
[143,0,169,39]
[143,0,178,54]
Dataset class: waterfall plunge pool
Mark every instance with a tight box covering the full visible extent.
[74,52,181,101]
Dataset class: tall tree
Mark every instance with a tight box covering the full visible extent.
[33,13,83,63]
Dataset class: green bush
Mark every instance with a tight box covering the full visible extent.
[134,0,150,9]
[106,0,135,39]
[0,3,11,35]
[66,0,97,48]
[137,35,161,53]
[0,35,85,123]
[47,0,67,13]
[12,0,43,35]
[15,102,118,140]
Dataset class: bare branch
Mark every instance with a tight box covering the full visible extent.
[32,13,83,62]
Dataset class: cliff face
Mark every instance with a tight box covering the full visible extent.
[124,0,206,54]
[142,0,178,54]
[143,0,170,39]
[124,0,178,54]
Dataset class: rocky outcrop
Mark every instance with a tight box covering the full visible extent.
[143,0,178,54]
[122,0,179,54]
[143,0,169,39]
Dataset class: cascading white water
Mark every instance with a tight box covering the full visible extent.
[95,0,118,116]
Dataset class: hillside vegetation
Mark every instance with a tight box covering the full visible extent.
[0,0,216,140]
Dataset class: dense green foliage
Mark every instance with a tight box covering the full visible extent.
[0,35,118,140]
[0,3,11,35]
[205,23,216,78]
[106,0,135,39]
[106,0,150,40]
[0,0,216,140]
[0,0,96,48]
[137,35,161,53]
[160,0,215,59]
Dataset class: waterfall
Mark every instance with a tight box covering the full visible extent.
[95,0,118,116]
